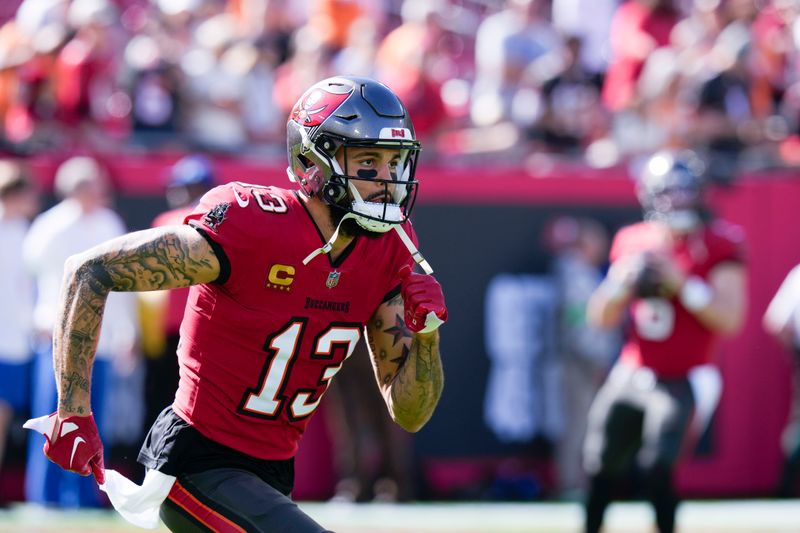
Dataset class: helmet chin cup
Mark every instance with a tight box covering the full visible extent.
[354,216,394,233]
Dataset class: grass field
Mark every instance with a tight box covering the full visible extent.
[1,500,799,533]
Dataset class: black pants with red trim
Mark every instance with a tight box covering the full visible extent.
[582,364,695,533]
[160,468,334,533]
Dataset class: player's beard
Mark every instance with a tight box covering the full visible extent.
[328,204,384,239]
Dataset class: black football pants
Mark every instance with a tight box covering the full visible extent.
[160,468,335,533]
[582,363,695,533]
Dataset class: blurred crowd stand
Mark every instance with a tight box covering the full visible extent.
[0,0,793,174]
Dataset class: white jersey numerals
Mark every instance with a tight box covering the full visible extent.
[240,320,361,420]
[231,182,288,213]
[253,190,288,213]
[633,298,675,341]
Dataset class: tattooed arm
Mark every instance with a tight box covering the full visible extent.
[55,225,220,416]
[365,293,444,432]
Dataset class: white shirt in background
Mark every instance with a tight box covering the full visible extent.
[0,214,34,362]
[23,199,138,359]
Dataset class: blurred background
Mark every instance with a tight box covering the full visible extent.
[0,0,799,526]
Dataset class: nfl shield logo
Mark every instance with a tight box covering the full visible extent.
[326,271,341,289]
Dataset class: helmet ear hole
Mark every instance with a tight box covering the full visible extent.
[323,178,347,204]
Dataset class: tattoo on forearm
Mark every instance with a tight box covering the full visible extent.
[91,232,214,292]
[391,344,409,368]
[60,371,90,414]
[413,338,436,383]
[54,227,218,414]
[386,294,403,307]
[388,333,443,429]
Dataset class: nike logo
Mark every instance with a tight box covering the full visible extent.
[60,421,78,437]
[232,187,249,207]
[71,436,86,469]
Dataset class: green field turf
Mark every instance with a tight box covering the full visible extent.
[0,500,799,532]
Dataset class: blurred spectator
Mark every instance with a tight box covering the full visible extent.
[325,341,417,502]
[544,216,620,499]
[0,160,39,505]
[53,0,126,147]
[307,0,380,54]
[23,155,138,507]
[583,150,747,533]
[121,34,182,150]
[375,0,451,142]
[609,46,692,158]
[690,22,761,181]
[272,24,333,116]
[472,0,565,131]
[180,12,248,152]
[331,16,379,77]
[552,0,618,78]
[140,154,215,437]
[763,263,800,498]
[537,36,609,154]
[749,0,797,121]
[602,0,680,113]
[252,0,296,66]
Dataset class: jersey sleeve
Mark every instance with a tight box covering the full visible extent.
[708,220,747,267]
[183,183,260,285]
[609,225,634,263]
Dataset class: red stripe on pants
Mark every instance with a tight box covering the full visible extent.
[167,479,247,533]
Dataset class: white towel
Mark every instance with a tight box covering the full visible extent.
[24,414,176,530]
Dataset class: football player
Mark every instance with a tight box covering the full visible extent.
[28,76,447,532]
[582,150,747,533]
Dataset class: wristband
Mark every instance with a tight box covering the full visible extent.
[680,276,713,312]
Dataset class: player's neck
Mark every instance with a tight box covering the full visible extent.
[302,194,355,259]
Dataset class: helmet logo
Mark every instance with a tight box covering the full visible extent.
[291,88,352,127]
[379,127,411,139]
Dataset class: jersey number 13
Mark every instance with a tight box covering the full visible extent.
[238,319,361,421]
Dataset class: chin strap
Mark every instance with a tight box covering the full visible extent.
[302,215,434,275]
[302,213,352,266]
[393,225,433,274]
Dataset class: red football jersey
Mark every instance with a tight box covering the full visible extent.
[174,183,416,460]
[611,220,745,377]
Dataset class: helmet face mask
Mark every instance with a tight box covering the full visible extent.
[287,76,421,233]
[637,150,705,232]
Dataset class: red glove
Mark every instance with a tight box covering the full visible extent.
[24,412,105,484]
[399,265,448,334]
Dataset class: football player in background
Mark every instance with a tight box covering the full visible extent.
[27,76,447,532]
[582,150,747,533]
[763,264,800,497]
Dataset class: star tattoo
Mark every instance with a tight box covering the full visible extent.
[384,314,412,346]
[391,344,410,368]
